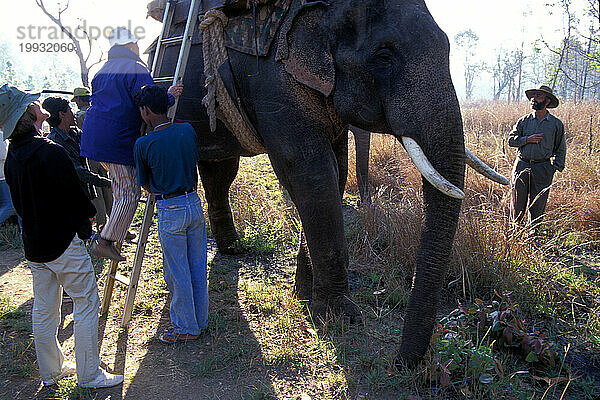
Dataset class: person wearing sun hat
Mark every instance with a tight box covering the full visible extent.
[0,84,39,227]
[508,85,567,227]
[71,86,91,129]
[0,84,123,389]
[81,27,183,261]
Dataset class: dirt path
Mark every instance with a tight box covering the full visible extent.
[0,235,303,400]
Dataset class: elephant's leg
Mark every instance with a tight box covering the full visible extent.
[295,230,312,302]
[294,131,349,302]
[332,130,349,200]
[296,131,348,300]
[197,158,242,254]
[295,131,348,302]
[351,127,371,206]
[267,135,358,321]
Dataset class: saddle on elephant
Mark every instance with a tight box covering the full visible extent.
[146,0,291,56]
[147,0,275,21]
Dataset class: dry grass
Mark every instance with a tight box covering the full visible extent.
[344,101,600,347]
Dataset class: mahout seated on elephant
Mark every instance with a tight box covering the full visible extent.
[150,0,507,366]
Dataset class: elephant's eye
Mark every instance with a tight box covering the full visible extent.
[374,48,395,64]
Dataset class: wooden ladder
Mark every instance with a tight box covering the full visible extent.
[100,0,202,327]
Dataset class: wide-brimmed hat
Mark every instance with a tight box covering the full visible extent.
[71,87,91,101]
[108,27,138,47]
[0,84,40,140]
[525,85,559,109]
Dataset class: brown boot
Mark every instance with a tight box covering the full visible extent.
[91,238,125,262]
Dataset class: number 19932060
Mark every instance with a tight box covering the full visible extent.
[19,42,76,53]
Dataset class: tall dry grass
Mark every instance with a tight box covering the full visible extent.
[345,101,600,322]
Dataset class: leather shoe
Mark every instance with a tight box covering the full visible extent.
[125,231,137,242]
[91,239,125,262]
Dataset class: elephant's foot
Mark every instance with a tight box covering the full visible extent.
[394,349,422,369]
[294,278,312,303]
[310,296,361,325]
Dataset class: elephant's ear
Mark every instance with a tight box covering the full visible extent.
[276,1,334,97]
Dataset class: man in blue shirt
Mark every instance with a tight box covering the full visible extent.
[133,85,208,343]
[82,27,183,261]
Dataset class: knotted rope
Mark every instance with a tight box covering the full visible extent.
[199,9,266,155]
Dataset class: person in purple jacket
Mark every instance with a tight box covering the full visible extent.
[81,27,183,261]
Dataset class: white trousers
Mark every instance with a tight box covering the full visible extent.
[28,236,102,385]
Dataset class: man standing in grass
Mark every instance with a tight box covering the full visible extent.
[508,85,567,227]
[133,85,208,343]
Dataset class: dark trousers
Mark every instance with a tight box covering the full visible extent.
[88,160,113,229]
[511,159,555,225]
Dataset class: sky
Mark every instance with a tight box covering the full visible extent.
[0,0,584,99]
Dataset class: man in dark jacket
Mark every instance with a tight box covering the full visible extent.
[0,84,123,389]
[81,27,182,261]
[43,97,111,201]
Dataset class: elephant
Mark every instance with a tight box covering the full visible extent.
[152,0,505,365]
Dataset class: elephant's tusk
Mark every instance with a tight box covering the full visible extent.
[465,148,510,185]
[401,137,465,200]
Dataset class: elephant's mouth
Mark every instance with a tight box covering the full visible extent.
[399,136,509,199]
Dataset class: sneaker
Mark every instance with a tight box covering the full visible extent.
[90,238,125,262]
[42,361,76,386]
[79,368,124,389]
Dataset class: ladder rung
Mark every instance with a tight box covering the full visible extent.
[110,273,130,287]
[153,76,175,84]
[161,36,184,46]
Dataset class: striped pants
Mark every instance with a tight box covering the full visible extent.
[100,162,141,243]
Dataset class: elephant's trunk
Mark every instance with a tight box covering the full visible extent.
[399,181,462,365]
[394,105,465,366]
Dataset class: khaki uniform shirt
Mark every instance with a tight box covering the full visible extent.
[508,111,567,171]
[75,105,89,130]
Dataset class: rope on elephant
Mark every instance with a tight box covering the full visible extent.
[199,9,266,155]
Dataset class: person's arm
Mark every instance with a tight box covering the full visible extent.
[131,63,156,97]
[553,120,567,172]
[134,140,150,190]
[130,63,181,108]
[167,84,183,107]
[74,162,112,187]
[507,118,527,147]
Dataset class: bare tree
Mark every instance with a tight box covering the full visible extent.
[455,29,483,101]
[541,0,600,100]
[34,0,103,86]
[492,50,522,101]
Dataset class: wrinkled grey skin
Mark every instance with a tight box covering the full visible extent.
[155,0,465,365]
[349,126,371,205]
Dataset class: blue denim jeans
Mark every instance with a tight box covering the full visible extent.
[156,192,208,335]
[0,179,17,225]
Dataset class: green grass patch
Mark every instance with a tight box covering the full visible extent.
[52,376,97,400]
[0,221,22,250]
